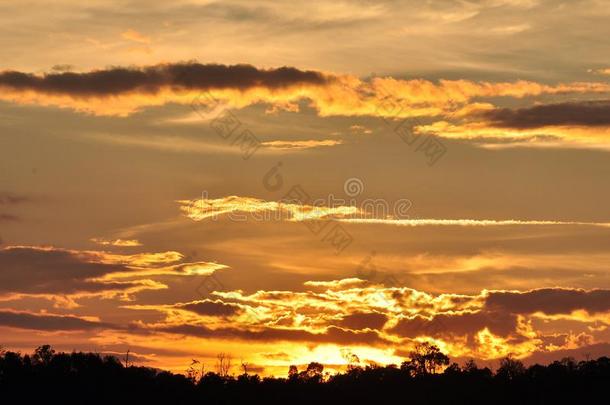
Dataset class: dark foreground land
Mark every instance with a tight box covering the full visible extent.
[1,344,609,404]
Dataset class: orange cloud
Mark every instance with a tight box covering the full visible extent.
[178,195,360,222]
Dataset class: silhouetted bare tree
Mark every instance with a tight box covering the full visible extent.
[216,352,232,377]
[240,359,250,375]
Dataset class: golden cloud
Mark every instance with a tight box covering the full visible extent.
[261,139,343,150]
[178,195,360,222]
[91,238,143,247]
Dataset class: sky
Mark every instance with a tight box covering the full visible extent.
[2,0,610,376]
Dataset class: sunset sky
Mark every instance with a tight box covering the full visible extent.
[2,0,610,376]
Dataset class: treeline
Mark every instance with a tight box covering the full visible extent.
[1,343,609,404]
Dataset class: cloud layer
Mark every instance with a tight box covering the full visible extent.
[3,62,610,120]
[123,280,610,364]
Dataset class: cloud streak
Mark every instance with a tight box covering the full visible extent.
[180,196,610,228]
[0,310,109,331]
[261,139,343,150]
[179,196,360,222]
[0,246,227,307]
[340,218,610,227]
[0,63,327,97]
[476,100,610,129]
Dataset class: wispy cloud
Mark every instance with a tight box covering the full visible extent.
[340,218,610,227]
[179,196,610,228]
[0,310,110,331]
[91,238,143,247]
[261,139,342,150]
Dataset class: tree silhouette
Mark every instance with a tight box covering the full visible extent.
[403,342,450,375]
[293,362,325,382]
[32,345,55,366]
[497,355,526,381]
[2,344,610,404]
[288,364,299,381]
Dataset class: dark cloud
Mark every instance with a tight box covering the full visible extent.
[477,100,610,129]
[337,312,388,330]
[0,193,28,223]
[177,300,241,317]
[0,193,29,206]
[0,246,145,296]
[389,288,610,343]
[0,310,108,331]
[261,352,291,360]
[390,311,518,340]
[0,63,328,97]
[153,324,389,345]
[485,288,610,315]
[0,214,19,222]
